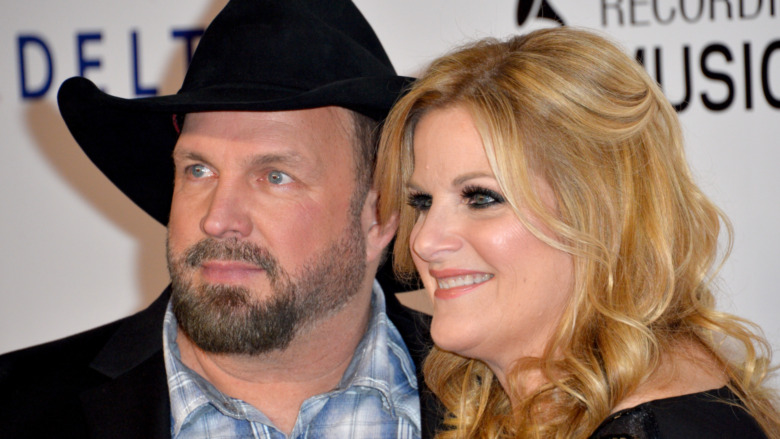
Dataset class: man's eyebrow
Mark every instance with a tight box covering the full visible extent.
[172,149,306,167]
[172,150,208,163]
[247,152,306,168]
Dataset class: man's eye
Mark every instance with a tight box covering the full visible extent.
[188,164,214,178]
[267,170,293,185]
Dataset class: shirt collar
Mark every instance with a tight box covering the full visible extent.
[337,281,419,409]
[162,280,419,435]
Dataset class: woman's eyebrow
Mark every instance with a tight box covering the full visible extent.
[452,171,493,186]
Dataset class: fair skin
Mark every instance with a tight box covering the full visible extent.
[612,341,727,413]
[406,105,574,391]
[407,104,726,410]
[168,108,397,434]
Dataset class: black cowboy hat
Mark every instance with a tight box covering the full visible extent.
[57,0,412,226]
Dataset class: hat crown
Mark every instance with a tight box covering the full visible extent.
[181,0,397,98]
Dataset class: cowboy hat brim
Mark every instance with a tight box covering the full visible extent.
[58,0,416,225]
[57,73,411,225]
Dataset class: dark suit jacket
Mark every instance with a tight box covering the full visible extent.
[0,285,441,438]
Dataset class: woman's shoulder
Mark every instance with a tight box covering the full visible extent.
[589,386,768,439]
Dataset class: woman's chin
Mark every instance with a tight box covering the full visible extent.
[431,320,482,359]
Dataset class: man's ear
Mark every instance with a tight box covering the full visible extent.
[361,189,399,265]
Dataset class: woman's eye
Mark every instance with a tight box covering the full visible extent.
[188,164,214,179]
[471,193,495,205]
[267,170,293,185]
[463,185,505,209]
[407,193,432,212]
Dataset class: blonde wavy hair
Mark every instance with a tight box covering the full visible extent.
[375,27,779,438]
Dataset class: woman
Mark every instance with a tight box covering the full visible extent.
[375,27,779,438]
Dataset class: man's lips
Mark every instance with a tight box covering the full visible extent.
[428,269,494,300]
[200,261,265,283]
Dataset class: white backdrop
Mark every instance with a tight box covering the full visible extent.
[2,0,778,374]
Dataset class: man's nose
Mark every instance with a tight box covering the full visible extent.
[200,179,253,238]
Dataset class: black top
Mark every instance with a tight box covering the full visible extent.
[590,386,768,438]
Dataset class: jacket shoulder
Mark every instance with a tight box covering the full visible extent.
[0,319,124,438]
[0,290,171,438]
[0,318,123,390]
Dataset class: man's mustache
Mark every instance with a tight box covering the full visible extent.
[184,238,278,276]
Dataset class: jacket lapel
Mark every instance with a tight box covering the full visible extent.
[80,288,173,439]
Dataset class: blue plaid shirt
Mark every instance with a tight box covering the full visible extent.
[163,281,421,438]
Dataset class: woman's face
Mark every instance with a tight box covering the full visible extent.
[407,105,574,376]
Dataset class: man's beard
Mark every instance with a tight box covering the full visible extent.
[167,217,366,355]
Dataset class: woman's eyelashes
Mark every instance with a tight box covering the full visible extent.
[462,185,505,209]
[407,191,432,212]
[406,185,505,212]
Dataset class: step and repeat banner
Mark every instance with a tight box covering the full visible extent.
[1,1,778,361]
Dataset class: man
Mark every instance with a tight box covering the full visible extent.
[0,0,438,437]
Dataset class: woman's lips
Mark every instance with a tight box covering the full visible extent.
[429,269,494,300]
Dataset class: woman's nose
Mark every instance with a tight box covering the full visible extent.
[410,203,462,262]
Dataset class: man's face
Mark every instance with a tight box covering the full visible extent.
[167,108,368,355]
